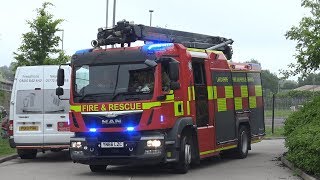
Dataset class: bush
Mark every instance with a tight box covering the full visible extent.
[277,90,320,99]
[284,96,320,175]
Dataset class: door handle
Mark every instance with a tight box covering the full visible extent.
[60,115,66,118]
[236,111,244,114]
[244,110,251,113]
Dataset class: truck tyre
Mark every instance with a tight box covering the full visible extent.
[174,133,192,174]
[89,165,107,172]
[17,149,37,159]
[234,126,249,159]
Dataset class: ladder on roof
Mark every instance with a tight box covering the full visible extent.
[91,20,234,59]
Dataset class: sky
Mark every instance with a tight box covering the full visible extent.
[0,0,308,78]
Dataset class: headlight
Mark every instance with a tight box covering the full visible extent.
[147,140,162,148]
[71,141,83,148]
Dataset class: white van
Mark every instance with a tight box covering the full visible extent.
[9,65,72,159]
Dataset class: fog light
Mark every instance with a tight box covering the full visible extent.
[147,140,161,148]
[71,141,82,148]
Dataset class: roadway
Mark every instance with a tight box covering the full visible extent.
[0,139,300,180]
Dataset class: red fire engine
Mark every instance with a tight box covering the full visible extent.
[56,20,265,173]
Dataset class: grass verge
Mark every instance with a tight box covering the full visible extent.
[265,126,284,138]
[0,139,15,157]
[264,110,293,118]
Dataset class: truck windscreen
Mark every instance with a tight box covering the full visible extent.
[73,63,155,103]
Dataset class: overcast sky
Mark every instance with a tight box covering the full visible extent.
[0,0,307,77]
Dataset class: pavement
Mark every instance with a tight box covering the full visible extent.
[0,139,300,180]
[0,154,17,163]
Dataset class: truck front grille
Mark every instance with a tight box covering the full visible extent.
[82,113,142,128]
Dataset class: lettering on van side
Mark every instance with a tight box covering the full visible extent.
[18,78,42,82]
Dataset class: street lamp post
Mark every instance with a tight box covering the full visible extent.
[113,0,116,27]
[106,0,109,28]
[149,10,154,26]
[112,0,116,48]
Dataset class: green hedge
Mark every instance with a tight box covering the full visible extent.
[284,96,320,175]
[277,90,320,99]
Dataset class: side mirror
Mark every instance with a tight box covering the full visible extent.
[169,61,179,82]
[57,68,65,86]
[56,87,64,96]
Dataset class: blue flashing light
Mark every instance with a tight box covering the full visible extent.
[89,128,97,132]
[160,115,164,123]
[126,127,135,131]
[75,48,92,55]
[142,43,173,52]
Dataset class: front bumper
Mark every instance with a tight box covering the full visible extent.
[70,132,178,165]
[71,152,165,165]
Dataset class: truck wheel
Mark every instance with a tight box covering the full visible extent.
[17,149,37,159]
[234,126,249,159]
[175,134,192,174]
[89,165,107,172]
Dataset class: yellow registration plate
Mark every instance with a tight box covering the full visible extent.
[19,126,39,131]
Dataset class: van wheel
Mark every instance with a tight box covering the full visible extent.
[174,133,192,174]
[234,126,249,159]
[17,149,37,159]
[89,165,107,172]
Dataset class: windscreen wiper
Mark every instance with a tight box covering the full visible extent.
[79,93,112,102]
[111,91,147,101]
[22,110,42,113]
[44,109,65,113]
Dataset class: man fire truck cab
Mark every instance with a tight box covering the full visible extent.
[56,20,265,173]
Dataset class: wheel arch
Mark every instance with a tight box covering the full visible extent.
[166,117,200,163]
[237,119,251,150]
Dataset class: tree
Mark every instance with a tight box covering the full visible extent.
[284,0,320,77]
[0,65,14,81]
[282,80,298,90]
[246,59,279,94]
[261,70,279,94]
[245,59,260,65]
[12,2,68,70]
[297,73,320,86]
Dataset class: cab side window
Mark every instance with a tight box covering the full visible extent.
[193,62,206,85]
[161,63,170,92]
